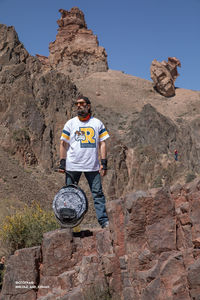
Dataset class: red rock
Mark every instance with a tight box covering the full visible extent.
[192,237,200,248]
[40,229,74,277]
[178,213,192,226]
[37,276,60,298]
[187,258,200,298]
[146,216,176,253]
[107,198,125,257]
[2,184,200,300]
[174,196,187,209]
[150,57,181,97]
[0,246,40,299]
[37,7,108,79]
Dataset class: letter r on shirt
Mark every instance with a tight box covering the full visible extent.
[80,127,96,148]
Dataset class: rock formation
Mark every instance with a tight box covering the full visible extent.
[1,179,200,299]
[150,57,181,97]
[0,24,79,171]
[0,24,29,67]
[106,103,200,198]
[37,7,108,80]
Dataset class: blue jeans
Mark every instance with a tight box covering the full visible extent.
[65,171,108,227]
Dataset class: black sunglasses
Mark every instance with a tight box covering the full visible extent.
[74,101,87,107]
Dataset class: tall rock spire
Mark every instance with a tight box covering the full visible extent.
[38,7,108,80]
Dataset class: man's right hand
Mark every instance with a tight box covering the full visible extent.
[58,159,66,173]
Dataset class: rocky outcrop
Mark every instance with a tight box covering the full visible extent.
[37,7,108,80]
[0,24,29,67]
[1,179,200,299]
[0,247,41,300]
[0,24,79,171]
[105,103,200,197]
[150,57,181,97]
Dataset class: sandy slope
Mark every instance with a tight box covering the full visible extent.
[76,70,200,123]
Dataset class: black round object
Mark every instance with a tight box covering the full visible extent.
[53,183,88,228]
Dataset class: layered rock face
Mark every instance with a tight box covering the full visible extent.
[0,24,79,171]
[37,7,108,79]
[1,179,200,299]
[105,103,200,199]
[0,24,29,67]
[150,57,181,97]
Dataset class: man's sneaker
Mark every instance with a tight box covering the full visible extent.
[102,221,109,228]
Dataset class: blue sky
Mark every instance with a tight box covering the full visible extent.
[0,0,199,91]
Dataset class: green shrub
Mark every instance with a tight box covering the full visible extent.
[0,202,59,254]
[12,129,30,142]
[152,176,162,188]
[186,173,196,183]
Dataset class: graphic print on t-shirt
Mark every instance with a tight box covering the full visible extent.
[75,127,96,148]
[75,130,86,141]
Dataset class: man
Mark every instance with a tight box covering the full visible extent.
[59,96,109,228]
[174,149,178,161]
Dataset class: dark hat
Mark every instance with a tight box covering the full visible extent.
[77,96,91,104]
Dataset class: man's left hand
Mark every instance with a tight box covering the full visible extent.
[99,165,107,176]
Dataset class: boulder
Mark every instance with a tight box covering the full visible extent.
[150,57,181,97]
[0,246,41,300]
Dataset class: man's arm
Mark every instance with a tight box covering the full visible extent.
[99,140,107,176]
[60,140,68,159]
[59,140,69,173]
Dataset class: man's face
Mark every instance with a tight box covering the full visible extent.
[75,99,90,116]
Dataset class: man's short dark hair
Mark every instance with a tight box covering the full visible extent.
[77,96,91,104]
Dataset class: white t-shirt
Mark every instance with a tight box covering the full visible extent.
[60,116,109,171]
